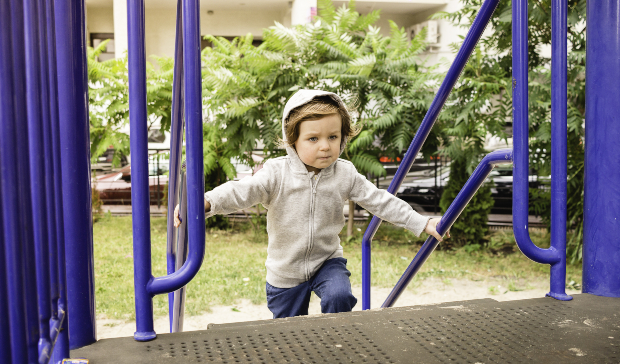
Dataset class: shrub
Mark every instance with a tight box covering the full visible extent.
[439,158,494,248]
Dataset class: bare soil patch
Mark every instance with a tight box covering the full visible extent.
[97,277,579,339]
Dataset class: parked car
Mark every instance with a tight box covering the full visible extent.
[394,164,546,214]
[93,154,264,205]
[487,166,548,214]
[93,164,168,205]
[395,166,451,213]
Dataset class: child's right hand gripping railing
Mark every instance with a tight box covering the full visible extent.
[363,0,572,310]
[129,0,206,341]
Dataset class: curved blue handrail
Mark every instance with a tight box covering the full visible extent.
[382,150,512,308]
[512,0,570,300]
[130,0,205,341]
[361,0,501,310]
[147,0,205,297]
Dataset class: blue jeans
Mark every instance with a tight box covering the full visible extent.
[266,257,357,318]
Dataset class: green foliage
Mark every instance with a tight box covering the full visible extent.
[202,122,237,229]
[441,46,511,171]
[87,41,130,166]
[442,0,586,260]
[201,0,440,177]
[435,45,510,245]
[87,42,174,167]
[439,158,494,248]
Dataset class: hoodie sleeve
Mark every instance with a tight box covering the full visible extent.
[348,169,430,237]
[204,161,276,218]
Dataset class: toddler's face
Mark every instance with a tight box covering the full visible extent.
[294,114,342,173]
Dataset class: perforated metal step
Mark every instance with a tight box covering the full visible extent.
[73,294,620,363]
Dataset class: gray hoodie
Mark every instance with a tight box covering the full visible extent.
[205,89,430,288]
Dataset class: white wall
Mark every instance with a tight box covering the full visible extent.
[86,5,114,33]
[407,1,467,70]
[85,1,465,68]
[86,5,284,58]
[201,9,285,39]
[144,8,177,58]
[291,0,317,26]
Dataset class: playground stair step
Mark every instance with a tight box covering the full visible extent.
[73,294,619,363]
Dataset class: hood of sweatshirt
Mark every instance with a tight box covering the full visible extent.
[281,89,350,174]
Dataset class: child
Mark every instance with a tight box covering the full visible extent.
[174,89,447,318]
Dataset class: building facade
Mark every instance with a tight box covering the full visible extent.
[85,0,465,66]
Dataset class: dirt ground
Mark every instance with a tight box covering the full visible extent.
[97,277,580,340]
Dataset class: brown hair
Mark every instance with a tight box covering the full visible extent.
[283,96,360,147]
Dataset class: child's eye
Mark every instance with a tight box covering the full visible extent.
[329,135,338,140]
[309,137,318,142]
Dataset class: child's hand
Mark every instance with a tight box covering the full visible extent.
[424,217,450,242]
[173,204,182,228]
[174,199,211,229]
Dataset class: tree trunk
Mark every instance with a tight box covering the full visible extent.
[347,200,355,238]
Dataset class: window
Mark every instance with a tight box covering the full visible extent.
[90,33,115,61]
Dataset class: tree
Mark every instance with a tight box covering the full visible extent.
[436,45,511,247]
[88,41,175,167]
[201,0,441,172]
[442,0,586,259]
[439,157,494,248]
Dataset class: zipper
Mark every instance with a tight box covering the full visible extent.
[305,174,321,281]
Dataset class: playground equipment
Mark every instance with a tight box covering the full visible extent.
[1,0,619,363]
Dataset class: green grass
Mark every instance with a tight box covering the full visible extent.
[93,215,582,321]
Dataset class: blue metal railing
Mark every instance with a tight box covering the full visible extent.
[375,0,572,308]
[361,0,501,310]
[166,0,187,334]
[382,150,513,308]
[130,0,205,341]
[512,0,571,301]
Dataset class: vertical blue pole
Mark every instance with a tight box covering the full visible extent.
[23,0,54,360]
[583,0,620,297]
[47,0,70,360]
[0,1,28,361]
[9,0,40,360]
[179,0,205,303]
[167,0,185,332]
[128,0,156,342]
[547,0,570,300]
[54,0,97,348]
[37,0,61,328]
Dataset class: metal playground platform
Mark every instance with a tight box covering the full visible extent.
[74,294,620,363]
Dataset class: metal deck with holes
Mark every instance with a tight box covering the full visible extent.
[73,294,620,363]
